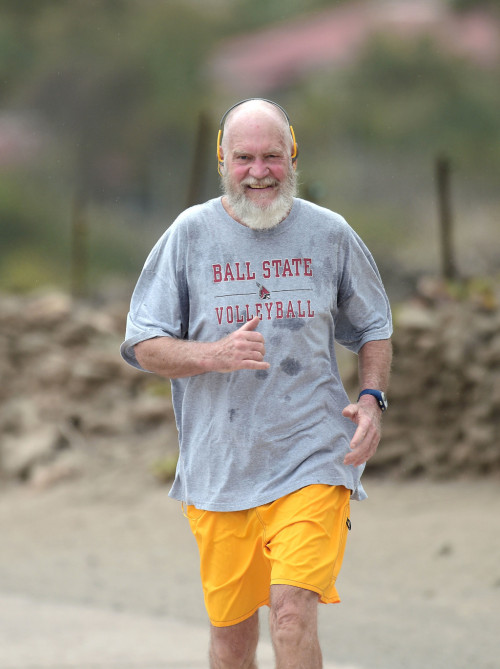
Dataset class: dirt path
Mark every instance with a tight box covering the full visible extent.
[0,476,499,669]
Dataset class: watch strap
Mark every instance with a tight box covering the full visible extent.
[357,389,388,411]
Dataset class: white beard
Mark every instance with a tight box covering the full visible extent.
[221,168,298,230]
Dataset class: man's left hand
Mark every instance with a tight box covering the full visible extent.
[342,400,382,466]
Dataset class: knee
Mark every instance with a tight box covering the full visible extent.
[270,587,318,642]
[210,618,258,669]
[210,642,256,669]
[210,641,253,669]
[271,607,304,643]
[271,601,305,638]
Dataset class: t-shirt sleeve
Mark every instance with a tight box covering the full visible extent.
[120,226,189,370]
[334,228,392,354]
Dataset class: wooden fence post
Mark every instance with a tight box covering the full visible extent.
[71,188,88,299]
[186,111,212,208]
[435,155,458,281]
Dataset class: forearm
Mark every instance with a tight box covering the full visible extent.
[357,339,392,392]
[134,317,269,379]
[134,336,218,379]
[342,338,392,466]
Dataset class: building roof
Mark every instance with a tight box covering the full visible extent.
[208,0,499,94]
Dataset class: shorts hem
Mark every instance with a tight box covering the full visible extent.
[270,578,341,604]
[209,597,270,628]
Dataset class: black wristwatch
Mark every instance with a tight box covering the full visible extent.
[357,389,388,412]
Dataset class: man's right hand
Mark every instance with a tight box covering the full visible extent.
[212,316,270,373]
[134,316,269,379]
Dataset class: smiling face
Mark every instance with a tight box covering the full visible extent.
[220,102,297,230]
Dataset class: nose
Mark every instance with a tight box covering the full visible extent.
[249,158,269,179]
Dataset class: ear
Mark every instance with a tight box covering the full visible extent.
[216,127,225,175]
[217,145,225,176]
[218,147,225,176]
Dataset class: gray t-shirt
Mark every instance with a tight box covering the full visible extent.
[121,197,392,511]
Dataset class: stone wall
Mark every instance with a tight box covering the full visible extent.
[0,292,176,488]
[1,283,499,487]
[355,279,500,478]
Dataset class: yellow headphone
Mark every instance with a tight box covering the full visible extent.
[216,98,298,175]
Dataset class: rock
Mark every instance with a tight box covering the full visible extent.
[0,281,499,485]
[0,398,40,434]
[131,395,175,429]
[29,451,83,489]
[1,424,63,478]
[23,292,72,329]
[394,303,438,331]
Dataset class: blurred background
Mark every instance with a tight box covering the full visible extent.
[1,0,499,301]
[1,0,499,486]
[1,3,499,668]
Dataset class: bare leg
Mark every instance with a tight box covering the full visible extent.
[209,610,260,669]
[270,585,322,669]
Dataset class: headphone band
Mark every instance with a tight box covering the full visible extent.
[219,98,292,128]
[216,98,298,168]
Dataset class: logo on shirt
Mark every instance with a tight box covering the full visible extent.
[212,258,315,325]
[257,282,271,300]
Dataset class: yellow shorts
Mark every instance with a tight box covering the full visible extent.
[184,484,351,627]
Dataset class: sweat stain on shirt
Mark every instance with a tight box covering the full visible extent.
[280,357,302,376]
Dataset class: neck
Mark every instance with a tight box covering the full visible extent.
[221,196,243,225]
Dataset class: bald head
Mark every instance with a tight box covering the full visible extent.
[221,99,294,159]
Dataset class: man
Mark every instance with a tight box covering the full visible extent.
[121,98,392,668]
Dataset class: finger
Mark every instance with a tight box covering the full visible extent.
[342,404,358,421]
[240,359,270,371]
[236,331,265,343]
[344,427,379,466]
[243,347,266,360]
[344,450,365,466]
[344,435,368,465]
[349,424,367,451]
[239,316,261,332]
[344,440,373,466]
[232,337,266,356]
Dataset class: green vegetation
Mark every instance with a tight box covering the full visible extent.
[449,0,499,11]
[297,34,500,173]
[1,0,499,295]
[152,455,179,484]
